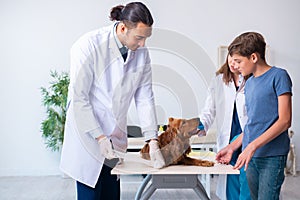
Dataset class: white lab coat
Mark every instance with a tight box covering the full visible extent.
[60,23,158,187]
[199,74,248,200]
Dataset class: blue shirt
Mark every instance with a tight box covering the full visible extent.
[243,66,292,157]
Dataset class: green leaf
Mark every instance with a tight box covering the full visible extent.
[40,70,69,151]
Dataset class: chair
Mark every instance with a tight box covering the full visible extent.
[127,125,143,138]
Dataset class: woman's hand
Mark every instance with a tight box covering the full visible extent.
[216,146,234,164]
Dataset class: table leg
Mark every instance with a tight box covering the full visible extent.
[135,174,152,200]
[194,179,210,200]
[206,174,211,198]
[135,174,210,200]
[199,174,211,198]
[140,183,156,200]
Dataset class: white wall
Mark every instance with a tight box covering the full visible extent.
[1,0,299,176]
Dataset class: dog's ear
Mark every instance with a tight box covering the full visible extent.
[140,143,150,160]
[168,117,174,128]
[168,117,174,129]
[173,118,182,129]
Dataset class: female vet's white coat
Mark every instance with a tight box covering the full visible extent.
[199,74,247,200]
[60,24,157,187]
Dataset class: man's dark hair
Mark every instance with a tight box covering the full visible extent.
[110,2,153,28]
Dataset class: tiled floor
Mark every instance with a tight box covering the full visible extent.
[0,173,299,200]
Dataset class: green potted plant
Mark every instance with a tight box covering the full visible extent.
[40,70,69,151]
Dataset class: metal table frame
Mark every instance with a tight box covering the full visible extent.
[127,136,217,197]
[112,152,239,200]
[135,174,209,200]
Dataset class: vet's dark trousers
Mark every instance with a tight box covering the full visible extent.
[76,158,120,200]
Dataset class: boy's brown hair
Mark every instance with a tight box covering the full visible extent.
[228,32,266,61]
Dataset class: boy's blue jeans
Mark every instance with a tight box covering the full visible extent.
[246,155,287,200]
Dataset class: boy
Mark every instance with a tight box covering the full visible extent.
[216,32,292,200]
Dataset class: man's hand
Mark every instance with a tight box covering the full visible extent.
[97,136,116,160]
[149,139,166,169]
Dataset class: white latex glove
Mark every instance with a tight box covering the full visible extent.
[149,140,166,169]
[98,136,116,160]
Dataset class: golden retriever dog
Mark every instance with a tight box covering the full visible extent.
[140,117,214,167]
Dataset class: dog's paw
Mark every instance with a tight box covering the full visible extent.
[200,160,214,167]
[150,150,166,169]
[152,157,166,169]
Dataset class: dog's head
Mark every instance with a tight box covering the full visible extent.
[167,117,200,138]
[140,117,201,162]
